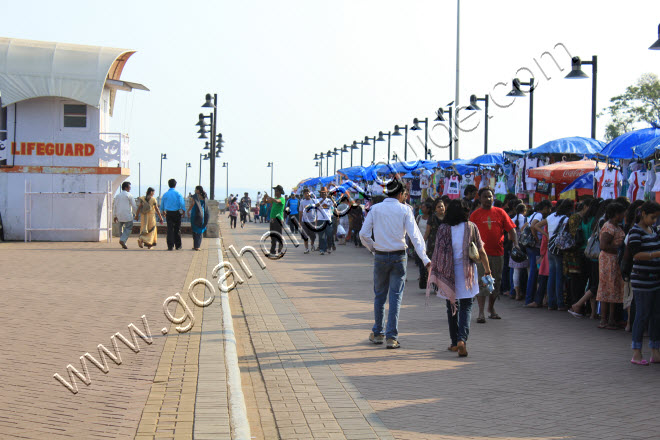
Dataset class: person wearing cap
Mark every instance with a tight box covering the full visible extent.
[359,178,431,349]
[160,178,185,251]
[315,186,336,255]
[263,185,286,256]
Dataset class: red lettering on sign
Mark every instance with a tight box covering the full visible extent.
[27,143,35,155]
[37,142,45,155]
[11,142,18,155]
[84,144,95,156]
[45,143,55,155]
[64,144,74,156]
[55,143,64,156]
[74,143,84,156]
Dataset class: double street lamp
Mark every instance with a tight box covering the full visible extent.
[507,78,535,149]
[466,94,490,155]
[158,153,167,198]
[565,56,597,139]
[184,162,191,198]
[197,93,219,199]
[340,145,349,169]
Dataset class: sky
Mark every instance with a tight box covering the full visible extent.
[2,0,660,199]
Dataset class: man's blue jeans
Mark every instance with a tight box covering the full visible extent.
[372,252,407,340]
[525,247,540,304]
[446,298,473,346]
[547,253,564,308]
[119,220,133,243]
[318,220,333,253]
[632,289,660,350]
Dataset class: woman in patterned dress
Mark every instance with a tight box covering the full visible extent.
[596,203,626,329]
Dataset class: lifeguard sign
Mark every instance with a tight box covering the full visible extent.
[0,37,148,241]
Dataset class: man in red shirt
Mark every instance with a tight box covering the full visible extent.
[469,187,519,322]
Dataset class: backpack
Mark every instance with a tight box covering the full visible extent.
[519,213,540,248]
[549,216,571,255]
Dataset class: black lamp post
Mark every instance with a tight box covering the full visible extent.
[466,94,490,155]
[326,150,332,176]
[410,117,429,159]
[392,124,409,161]
[158,153,167,198]
[340,145,349,169]
[375,131,391,163]
[332,148,339,174]
[507,78,535,149]
[198,93,218,199]
[222,162,229,200]
[565,56,598,139]
[435,103,454,160]
[364,136,375,165]
[184,162,191,199]
[315,161,321,177]
[650,24,660,50]
[319,152,325,177]
[267,162,274,196]
[350,141,360,167]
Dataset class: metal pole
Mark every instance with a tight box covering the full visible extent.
[138,162,141,196]
[424,118,429,160]
[372,137,376,164]
[387,132,391,163]
[226,164,229,200]
[199,154,202,185]
[326,157,329,176]
[341,150,344,169]
[270,164,274,194]
[591,55,597,139]
[184,165,188,199]
[484,96,489,155]
[159,155,163,198]
[404,125,408,161]
[210,94,218,200]
[333,153,337,174]
[360,143,364,167]
[454,0,461,160]
[350,147,353,167]
[529,78,534,149]
[449,106,453,160]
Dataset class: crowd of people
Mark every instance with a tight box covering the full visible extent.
[233,177,660,364]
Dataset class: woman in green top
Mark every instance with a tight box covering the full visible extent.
[569,199,602,318]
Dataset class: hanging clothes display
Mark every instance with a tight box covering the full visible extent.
[410,177,422,197]
[595,168,621,199]
[627,170,647,201]
[494,175,507,202]
[644,165,656,200]
[446,175,461,199]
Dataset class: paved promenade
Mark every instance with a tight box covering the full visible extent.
[2,216,660,439]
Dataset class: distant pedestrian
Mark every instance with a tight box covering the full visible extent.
[316,186,335,255]
[299,188,317,253]
[228,197,239,228]
[359,178,430,349]
[113,181,137,249]
[160,179,185,251]
[286,193,300,234]
[239,198,248,228]
[186,186,209,251]
[241,192,252,223]
[136,187,164,249]
[263,185,286,256]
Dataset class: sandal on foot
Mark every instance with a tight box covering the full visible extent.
[447,345,458,352]
[457,341,468,357]
[476,317,486,324]
[597,322,608,329]
[488,313,501,320]
[631,358,650,366]
[649,357,660,364]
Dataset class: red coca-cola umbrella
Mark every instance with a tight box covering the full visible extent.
[527,160,597,184]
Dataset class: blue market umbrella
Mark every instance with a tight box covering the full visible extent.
[561,172,594,193]
[630,135,660,159]
[529,136,605,157]
[598,125,660,159]
[467,153,504,166]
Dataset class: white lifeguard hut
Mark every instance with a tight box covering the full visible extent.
[0,37,148,241]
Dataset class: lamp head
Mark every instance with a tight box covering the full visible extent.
[186,163,191,167]
[161,153,167,160]
[195,113,206,127]
[435,108,445,122]
[202,93,215,108]
[342,145,349,153]
[565,56,589,79]
[314,153,319,160]
[506,78,526,97]
[222,162,228,167]
[215,150,222,158]
[320,152,325,159]
[376,131,385,141]
[351,142,359,150]
[203,142,210,150]
[327,150,332,156]
[651,23,660,50]
[203,154,209,160]
[466,94,481,111]
[411,118,421,130]
[362,136,371,146]
[392,125,402,136]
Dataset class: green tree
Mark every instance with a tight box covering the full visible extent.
[599,73,660,141]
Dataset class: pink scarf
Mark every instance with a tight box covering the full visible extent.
[426,222,479,314]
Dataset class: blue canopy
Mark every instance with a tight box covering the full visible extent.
[503,150,527,157]
[561,172,594,193]
[528,136,604,157]
[467,153,504,166]
[337,166,368,180]
[598,126,660,159]
[303,175,337,187]
[634,136,660,159]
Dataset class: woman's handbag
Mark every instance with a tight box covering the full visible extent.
[584,224,601,259]
[469,241,480,262]
[555,218,576,251]
[519,225,536,248]
[548,216,570,255]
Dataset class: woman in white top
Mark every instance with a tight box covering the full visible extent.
[509,203,529,300]
[415,201,433,289]
[523,200,552,306]
[532,200,574,310]
[427,199,491,357]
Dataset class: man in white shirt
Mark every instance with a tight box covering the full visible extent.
[298,188,317,253]
[359,178,431,349]
[113,181,137,249]
[316,187,335,255]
